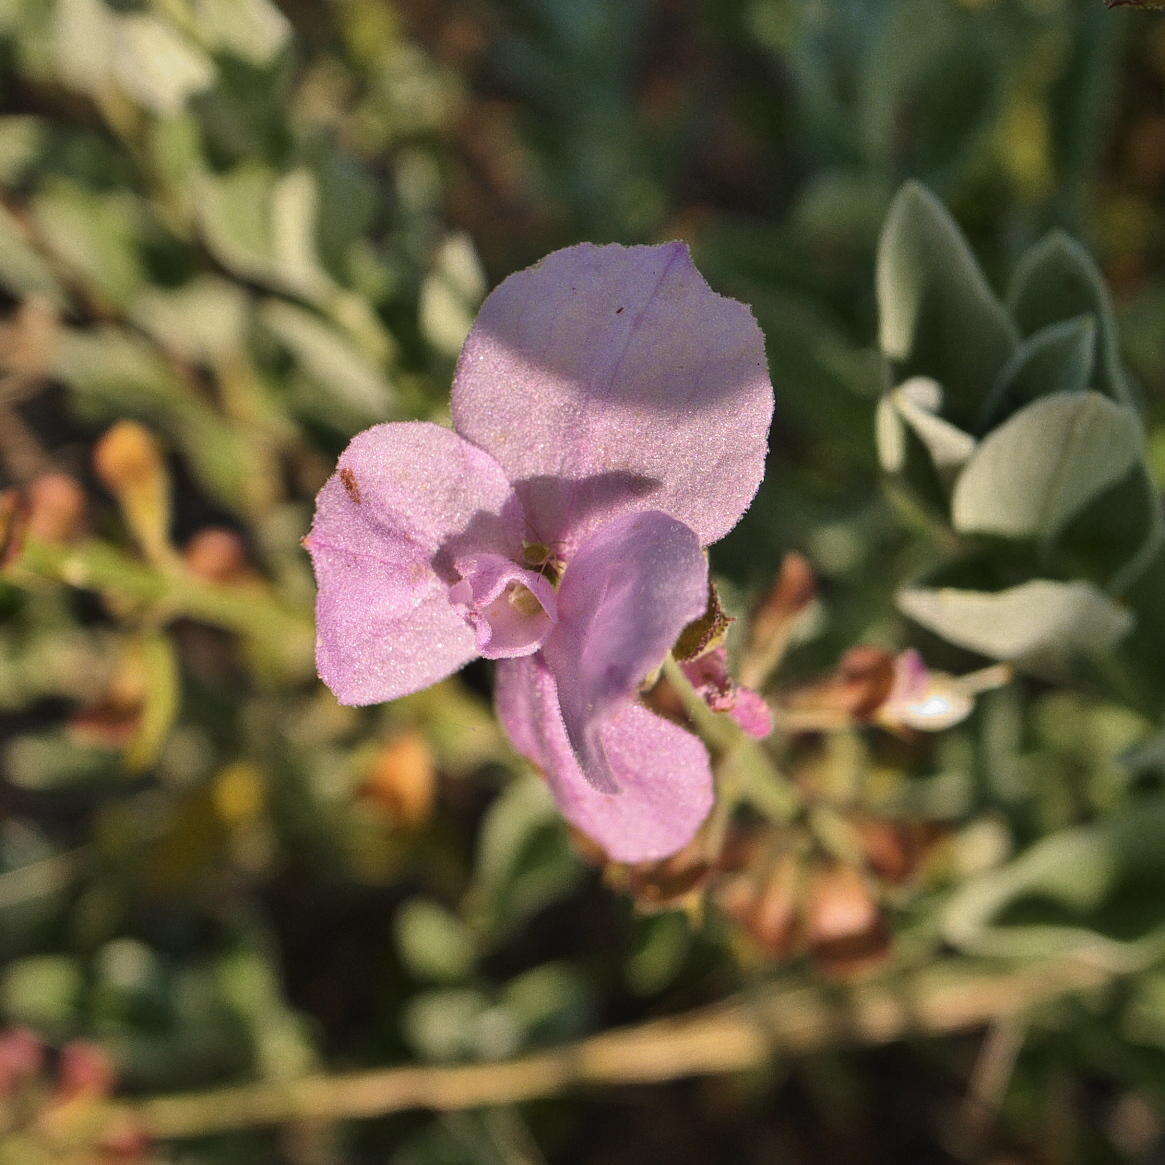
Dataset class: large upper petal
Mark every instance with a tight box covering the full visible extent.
[541,510,708,791]
[451,242,773,551]
[496,655,714,862]
[306,422,526,704]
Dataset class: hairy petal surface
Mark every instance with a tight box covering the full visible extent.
[452,242,773,550]
[542,511,708,791]
[496,656,714,862]
[306,422,525,704]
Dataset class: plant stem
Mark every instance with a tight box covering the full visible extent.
[125,958,1111,1141]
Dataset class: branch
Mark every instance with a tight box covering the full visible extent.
[129,958,1111,1142]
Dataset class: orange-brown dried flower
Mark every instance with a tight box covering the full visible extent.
[94,422,164,492]
[27,473,86,543]
[362,731,437,829]
[183,527,250,584]
[803,861,891,979]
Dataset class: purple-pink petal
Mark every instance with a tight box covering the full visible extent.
[681,646,773,738]
[306,422,526,704]
[495,656,714,863]
[449,553,557,659]
[451,242,773,552]
[541,510,708,791]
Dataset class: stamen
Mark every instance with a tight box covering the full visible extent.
[504,581,545,617]
[521,540,565,584]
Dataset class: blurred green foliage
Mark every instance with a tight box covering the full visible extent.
[0,0,1164,1160]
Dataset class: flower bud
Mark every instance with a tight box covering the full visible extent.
[0,1027,44,1095]
[27,473,86,543]
[714,834,802,959]
[94,422,174,566]
[56,1040,115,1101]
[803,861,890,979]
[778,645,896,726]
[749,551,816,642]
[834,646,897,719]
[94,421,163,491]
[743,852,801,956]
[855,816,947,885]
[183,527,250,583]
[0,296,57,378]
[740,552,817,689]
[362,731,436,829]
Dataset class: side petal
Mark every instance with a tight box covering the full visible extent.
[542,511,708,789]
[306,422,525,704]
[496,656,714,863]
[452,242,773,551]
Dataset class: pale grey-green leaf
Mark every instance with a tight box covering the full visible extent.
[952,391,1140,542]
[1008,231,1133,407]
[113,15,215,116]
[877,181,1017,430]
[899,579,1133,667]
[979,315,1096,430]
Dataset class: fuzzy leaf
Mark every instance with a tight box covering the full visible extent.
[979,315,1097,431]
[1008,231,1133,406]
[877,182,1017,431]
[952,391,1141,544]
[899,578,1132,669]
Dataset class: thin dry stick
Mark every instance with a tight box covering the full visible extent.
[130,959,1111,1142]
[952,1018,1028,1159]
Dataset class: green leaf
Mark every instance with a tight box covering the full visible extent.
[0,116,47,186]
[501,963,590,1046]
[32,184,147,310]
[401,988,497,1062]
[53,0,117,98]
[395,899,476,984]
[472,774,582,943]
[198,167,336,302]
[0,955,82,1035]
[50,325,185,413]
[193,0,291,66]
[898,578,1133,670]
[877,181,1018,431]
[260,299,393,425]
[952,391,1141,544]
[130,276,250,362]
[0,204,65,305]
[1054,464,1165,595]
[112,15,216,116]
[943,799,1165,967]
[419,233,487,358]
[1008,231,1133,406]
[978,315,1097,431]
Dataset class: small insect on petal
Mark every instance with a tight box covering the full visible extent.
[339,467,362,505]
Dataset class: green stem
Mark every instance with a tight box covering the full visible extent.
[13,537,314,679]
[660,655,798,822]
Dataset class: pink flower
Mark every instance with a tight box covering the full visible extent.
[305,243,773,861]
[681,647,774,739]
